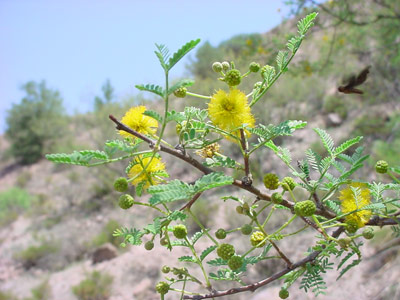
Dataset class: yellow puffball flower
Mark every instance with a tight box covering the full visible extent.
[339,182,372,228]
[208,89,255,140]
[119,106,158,139]
[128,155,166,189]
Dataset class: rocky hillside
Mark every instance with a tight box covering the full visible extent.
[1,1,399,299]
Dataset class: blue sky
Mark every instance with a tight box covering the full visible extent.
[0,0,289,133]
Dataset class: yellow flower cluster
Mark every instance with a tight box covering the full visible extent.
[339,182,372,228]
[128,155,166,189]
[119,106,158,139]
[208,89,255,140]
[195,143,220,158]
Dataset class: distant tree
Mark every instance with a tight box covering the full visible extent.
[6,81,66,164]
[94,79,115,111]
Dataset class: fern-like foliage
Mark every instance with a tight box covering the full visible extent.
[135,83,164,98]
[168,79,195,95]
[148,172,233,205]
[276,50,289,72]
[167,39,201,71]
[46,150,109,166]
[314,128,334,156]
[200,246,217,261]
[154,43,169,71]
[297,12,318,36]
[113,227,144,246]
[265,140,292,165]
[143,110,163,123]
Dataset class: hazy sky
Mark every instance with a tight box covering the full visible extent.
[0,0,289,132]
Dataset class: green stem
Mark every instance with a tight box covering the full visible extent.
[184,236,212,289]
[89,150,152,167]
[273,215,297,235]
[188,210,219,246]
[249,39,303,107]
[388,171,400,184]
[186,91,212,99]
[262,206,276,228]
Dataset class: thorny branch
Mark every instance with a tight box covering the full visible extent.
[109,114,400,298]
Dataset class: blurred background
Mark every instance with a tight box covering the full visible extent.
[0,0,399,299]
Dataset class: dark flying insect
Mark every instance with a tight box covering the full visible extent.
[338,66,371,94]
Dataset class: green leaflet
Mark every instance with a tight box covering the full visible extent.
[276,50,289,72]
[168,79,195,95]
[167,39,200,71]
[143,110,163,123]
[46,150,109,166]
[297,12,318,36]
[148,172,233,205]
[200,245,217,261]
[135,83,164,98]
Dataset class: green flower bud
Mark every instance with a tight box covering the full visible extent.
[279,289,289,299]
[236,206,244,214]
[173,224,187,239]
[215,228,227,239]
[212,62,223,73]
[160,237,169,246]
[338,237,352,249]
[375,160,389,174]
[261,65,275,80]
[294,200,316,217]
[249,62,260,72]
[144,241,154,251]
[241,224,253,235]
[113,177,129,192]
[281,177,296,191]
[250,231,266,248]
[221,61,230,71]
[118,194,134,210]
[271,192,283,204]
[228,255,243,270]
[362,227,374,240]
[263,173,280,190]
[155,281,169,295]
[345,220,359,234]
[173,87,187,98]
[161,265,170,274]
[224,69,241,86]
[217,243,235,260]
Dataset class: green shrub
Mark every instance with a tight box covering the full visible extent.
[5,80,67,164]
[72,271,113,300]
[92,220,121,248]
[0,290,18,300]
[24,280,51,300]
[0,187,32,226]
[13,240,58,269]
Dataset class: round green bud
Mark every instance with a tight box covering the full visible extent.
[173,87,187,98]
[113,177,129,192]
[279,288,289,299]
[281,177,296,191]
[221,61,230,71]
[236,206,244,214]
[212,62,223,73]
[224,69,241,86]
[144,241,154,251]
[217,243,235,260]
[173,224,188,239]
[249,62,260,73]
[160,237,169,246]
[241,224,253,235]
[161,265,170,274]
[242,203,250,214]
[271,192,283,204]
[375,160,389,174]
[362,227,374,240]
[345,220,359,234]
[155,281,169,295]
[250,231,266,248]
[228,255,243,270]
[338,237,352,249]
[294,200,316,217]
[263,173,280,190]
[118,194,134,210]
[261,65,275,80]
[215,228,227,240]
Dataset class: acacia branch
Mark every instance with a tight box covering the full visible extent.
[183,227,344,299]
